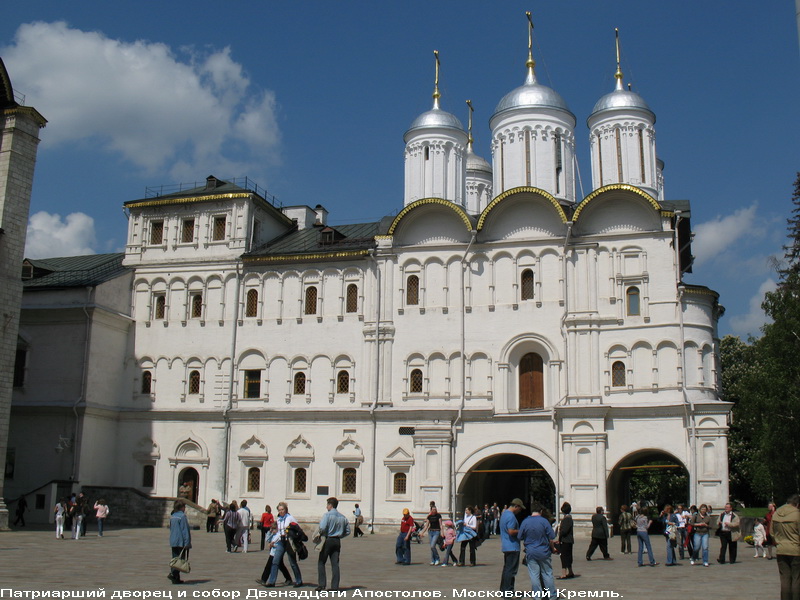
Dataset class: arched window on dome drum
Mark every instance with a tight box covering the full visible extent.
[409,369,423,394]
[188,370,200,395]
[626,286,640,316]
[246,289,258,317]
[638,129,646,183]
[141,371,152,394]
[342,468,357,495]
[346,284,358,313]
[521,269,534,301]
[519,352,543,410]
[424,146,430,161]
[612,361,626,387]
[294,372,306,395]
[247,467,260,492]
[293,468,307,494]
[305,286,318,315]
[554,133,563,195]
[406,275,419,306]
[393,472,407,495]
[337,370,349,394]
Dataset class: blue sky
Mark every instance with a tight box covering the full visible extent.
[2,2,799,339]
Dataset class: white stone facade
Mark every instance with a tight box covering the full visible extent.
[7,50,731,528]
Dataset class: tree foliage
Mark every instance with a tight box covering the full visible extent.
[722,172,800,504]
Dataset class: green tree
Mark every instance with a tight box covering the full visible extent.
[722,172,800,503]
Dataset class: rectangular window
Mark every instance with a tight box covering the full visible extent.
[244,369,261,398]
[153,295,166,320]
[150,220,164,245]
[13,348,26,387]
[190,293,202,318]
[213,216,227,241]
[181,219,195,243]
[4,448,15,479]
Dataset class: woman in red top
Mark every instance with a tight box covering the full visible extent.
[260,505,275,551]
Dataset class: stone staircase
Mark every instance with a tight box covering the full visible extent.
[81,486,207,528]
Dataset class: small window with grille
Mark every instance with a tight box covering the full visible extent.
[141,371,152,394]
[244,370,261,398]
[346,284,358,313]
[294,468,307,493]
[393,472,407,495]
[305,286,318,315]
[142,465,155,487]
[154,295,166,320]
[337,370,349,394]
[521,269,534,301]
[406,275,419,306]
[342,468,357,495]
[409,369,423,393]
[612,361,626,387]
[181,219,195,243]
[150,221,164,245]
[190,293,202,318]
[246,289,258,318]
[188,370,200,394]
[212,216,227,241]
[247,467,261,492]
[294,372,306,395]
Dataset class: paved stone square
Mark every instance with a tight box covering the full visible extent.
[0,526,781,599]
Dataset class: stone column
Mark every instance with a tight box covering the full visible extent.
[0,76,47,529]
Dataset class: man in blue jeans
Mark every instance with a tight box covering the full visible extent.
[499,498,525,592]
[518,501,557,598]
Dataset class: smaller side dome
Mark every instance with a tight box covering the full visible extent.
[590,89,655,122]
[404,108,464,141]
[466,148,491,174]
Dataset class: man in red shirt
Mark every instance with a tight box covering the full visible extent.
[396,509,415,565]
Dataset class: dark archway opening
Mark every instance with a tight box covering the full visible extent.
[607,450,689,533]
[178,467,199,504]
[459,453,555,517]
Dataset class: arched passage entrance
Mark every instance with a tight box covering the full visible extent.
[607,450,689,528]
[458,453,556,514]
[178,467,199,504]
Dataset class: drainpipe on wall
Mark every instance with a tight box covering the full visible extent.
[71,286,94,483]
[368,249,381,532]
[451,230,477,516]
[674,211,697,506]
[222,261,243,502]
[553,221,573,511]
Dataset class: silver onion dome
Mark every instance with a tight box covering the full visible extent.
[466,148,491,173]
[493,80,572,117]
[404,107,464,141]
[590,88,655,122]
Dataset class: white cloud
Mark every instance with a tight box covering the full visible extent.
[2,22,280,178]
[692,203,762,267]
[728,278,777,338]
[25,211,97,258]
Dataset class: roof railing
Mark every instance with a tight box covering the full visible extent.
[144,176,280,208]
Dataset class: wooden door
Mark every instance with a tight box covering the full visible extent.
[519,353,544,410]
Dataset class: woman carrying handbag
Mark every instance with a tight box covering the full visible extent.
[169,500,192,584]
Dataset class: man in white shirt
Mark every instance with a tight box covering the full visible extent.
[238,500,252,553]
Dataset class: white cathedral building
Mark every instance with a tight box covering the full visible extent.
[7,34,731,527]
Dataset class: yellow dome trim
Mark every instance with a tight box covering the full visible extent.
[387,198,473,235]
[477,186,568,230]
[573,184,660,222]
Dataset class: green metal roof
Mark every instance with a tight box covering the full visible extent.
[244,222,381,264]
[23,253,128,289]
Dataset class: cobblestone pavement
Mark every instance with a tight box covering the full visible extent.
[0,526,781,600]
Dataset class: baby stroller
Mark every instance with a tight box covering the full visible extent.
[410,521,423,544]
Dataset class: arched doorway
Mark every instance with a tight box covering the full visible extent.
[607,450,689,532]
[178,467,199,504]
[458,453,555,515]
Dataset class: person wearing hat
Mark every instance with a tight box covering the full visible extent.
[499,498,525,592]
[396,509,415,565]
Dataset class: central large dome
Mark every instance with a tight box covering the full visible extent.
[493,80,572,118]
